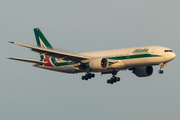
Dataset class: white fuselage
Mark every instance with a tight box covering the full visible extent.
[36,45,176,73]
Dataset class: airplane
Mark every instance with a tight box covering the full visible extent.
[8,28,176,84]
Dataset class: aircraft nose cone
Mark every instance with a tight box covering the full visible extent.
[164,52,176,62]
[172,52,176,59]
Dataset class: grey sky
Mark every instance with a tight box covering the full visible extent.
[1,0,180,120]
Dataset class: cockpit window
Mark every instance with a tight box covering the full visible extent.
[164,50,173,52]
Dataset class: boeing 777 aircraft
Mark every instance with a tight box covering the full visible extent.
[8,28,176,84]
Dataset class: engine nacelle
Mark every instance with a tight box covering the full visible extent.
[88,57,109,70]
[133,66,153,77]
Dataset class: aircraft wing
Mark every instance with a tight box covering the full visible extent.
[9,41,91,61]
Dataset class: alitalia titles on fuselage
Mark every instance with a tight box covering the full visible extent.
[132,48,149,53]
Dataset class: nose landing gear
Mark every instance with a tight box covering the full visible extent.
[82,73,95,80]
[158,63,167,74]
[158,69,164,74]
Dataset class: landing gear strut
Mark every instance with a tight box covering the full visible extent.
[107,71,120,84]
[82,73,95,80]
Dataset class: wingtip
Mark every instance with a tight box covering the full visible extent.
[34,28,40,30]
[7,57,12,59]
[8,41,14,44]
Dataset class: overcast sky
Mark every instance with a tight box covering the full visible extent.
[1,0,180,120]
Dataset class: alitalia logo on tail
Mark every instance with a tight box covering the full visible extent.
[39,37,54,67]
[40,54,55,67]
[39,37,47,48]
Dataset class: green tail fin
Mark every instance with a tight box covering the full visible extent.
[34,28,53,49]
[34,28,55,62]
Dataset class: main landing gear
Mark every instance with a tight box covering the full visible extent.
[107,77,120,84]
[82,73,95,80]
[81,71,121,84]
[107,71,120,84]
[158,63,167,74]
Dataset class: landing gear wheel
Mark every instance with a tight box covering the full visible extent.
[158,70,164,74]
[107,80,111,84]
[116,77,120,81]
[85,76,88,80]
[113,78,117,83]
[82,76,85,80]
[91,74,95,78]
[87,74,91,79]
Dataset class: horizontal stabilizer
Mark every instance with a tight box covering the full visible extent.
[7,57,47,64]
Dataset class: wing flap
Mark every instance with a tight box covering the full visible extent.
[9,41,90,61]
[8,57,47,64]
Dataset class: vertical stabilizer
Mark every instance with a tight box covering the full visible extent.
[34,28,53,49]
[34,28,55,66]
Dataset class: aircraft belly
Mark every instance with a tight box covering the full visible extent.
[36,65,81,73]
[60,65,81,73]
[123,57,164,68]
[35,56,164,73]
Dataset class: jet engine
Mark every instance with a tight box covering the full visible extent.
[88,57,109,70]
[133,66,153,77]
